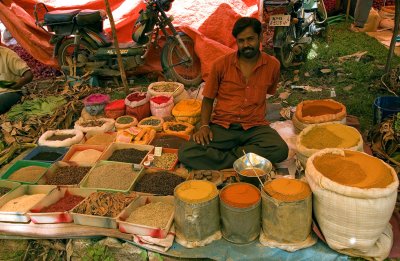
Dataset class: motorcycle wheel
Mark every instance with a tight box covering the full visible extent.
[161,34,202,87]
[57,38,95,70]
[273,26,295,68]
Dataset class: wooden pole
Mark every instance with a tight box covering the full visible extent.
[345,0,351,21]
[104,0,129,94]
[385,0,400,73]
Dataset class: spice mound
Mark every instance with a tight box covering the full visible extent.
[46,134,75,141]
[126,202,174,228]
[301,100,343,117]
[301,124,360,149]
[85,133,116,145]
[221,183,260,208]
[134,171,185,195]
[175,180,218,203]
[116,116,134,124]
[239,168,266,177]
[167,124,187,132]
[80,120,105,128]
[152,83,178,92]
[140,118,161,126]
[46,166,91,185]
[152,153,178,170]
[313,151,394,188]
[151,135,188,149]
[264,178,311,202]
[0,187,12,197]
[84,163,139,190]
[73,192,136,217]
[31,151,62,161]
[108,148,148,164]
[8,166,47,182]
[69,149,102,163]
[0,194,46,212]
[40,194,85,213]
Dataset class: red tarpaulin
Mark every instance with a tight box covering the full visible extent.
[0,0,261,80]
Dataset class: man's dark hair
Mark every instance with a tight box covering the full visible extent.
[232,17,262,38]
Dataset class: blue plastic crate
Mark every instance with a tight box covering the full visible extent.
[373,96,400,124]
[23,146,68,163]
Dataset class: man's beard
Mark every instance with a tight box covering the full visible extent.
[239,47,259,59]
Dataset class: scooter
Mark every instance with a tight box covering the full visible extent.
[34,0,202,86]
[264,0,328,68]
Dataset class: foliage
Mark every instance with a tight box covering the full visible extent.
[83,244,115,261]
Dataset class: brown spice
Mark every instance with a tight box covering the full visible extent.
[46,166,91,185]
[108,148,148,164]
[85,133,116,145]
[8,166,47,182]
[151,135,188,149]
[302,100,342,117]
[85,163,139,190]
[313,151,394,188]
[263,178,311,202]
[240,168,265,177]
[126,202,174,228]
[168,124,187,132]
[134,171,185,195]
[80,120,105,127]
[152,153,178,169]
[46,134,75,141]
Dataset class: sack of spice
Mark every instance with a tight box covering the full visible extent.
[115,116,138,131]
[105,99,126,119]
[125,92,151,121]
[172,99,201,125]
[148,81,189,104]
[138,116,164,132]
[39,129,84,147]
[74,118,115,134]
[83,93,110,116]
[296,123,364,167]
[306,149,399,260]
[292,99,346,133]
[163,122,194,136]
[150,95,174,118]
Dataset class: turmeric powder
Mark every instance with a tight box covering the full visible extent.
[263,178,311,202]
[175,180,218,203]
[313,151,393,188]
[301,124,360,149]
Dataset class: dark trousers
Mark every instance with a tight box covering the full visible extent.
[178,123,289,170]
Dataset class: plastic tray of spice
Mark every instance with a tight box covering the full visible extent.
[79,161,143,193]
[23,146,68,163]
[98,142,153,165]
[71,191,138,229]
[145,148,179,171]
[27,187,97,224]
[150,133,190,149]
[133,169,186,196]
[0,180,21,199]
[1,160,51,185]
[43,161,93,187]
[0,185,56,222]
[118,195,174,238]
[84,132,117,146]
[62,144,106,166]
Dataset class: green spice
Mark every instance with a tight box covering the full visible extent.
[117,116,133,124]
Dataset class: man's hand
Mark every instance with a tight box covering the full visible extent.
[193,125,213,145]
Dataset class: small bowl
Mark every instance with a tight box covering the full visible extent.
[233,153,272,188]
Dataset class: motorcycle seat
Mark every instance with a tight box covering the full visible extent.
[264,0,289,6]
[44,9,80,24]
[76,10,106,26]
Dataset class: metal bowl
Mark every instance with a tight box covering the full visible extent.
[233,153,273,187]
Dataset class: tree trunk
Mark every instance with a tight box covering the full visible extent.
[385,0,400,73]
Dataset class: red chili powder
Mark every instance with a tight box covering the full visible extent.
[41,194,85,213]
[151,95,171,105]
[220,183,260,208]
[127,93,147,102]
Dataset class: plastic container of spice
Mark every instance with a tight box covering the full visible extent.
[23,146,68,163]
[0,185,56,222]
[98,142,153,165]
[0,180,21,199]
[118,195,174,238]
[1,160,51,185]
[62,144,107,166]
[43,161,94,187]
[27,187,96,224]
[145,148,179,171]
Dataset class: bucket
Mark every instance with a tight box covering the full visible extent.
[233,153,273,188]
[174,180,220,244]
[373,96,400,124]
[219,183,261,244]
[261,179,312,243]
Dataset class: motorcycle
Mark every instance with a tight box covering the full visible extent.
[34,0,202,86]
[264,0,328,68]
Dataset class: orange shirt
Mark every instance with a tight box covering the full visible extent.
[203,51,280,130]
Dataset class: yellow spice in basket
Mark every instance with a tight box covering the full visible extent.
[175,180,217,203]
[263,178,311,202]
[313,151,393,188]
[301,124,360,149]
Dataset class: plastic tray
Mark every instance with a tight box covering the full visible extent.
[28,187,96,224]
[79,161,143,193]
[0,180,21,198]
[84,131,117,146]
[150,133,190,149]
[118,196,174,238]
[62,144,106,166]
[23,146,68,163]
[0,185,56,222]
[1,160,51,185]
[145,148,179,171]
[44,161,94,187]
[71,191,138,229]
[98,142,153,166]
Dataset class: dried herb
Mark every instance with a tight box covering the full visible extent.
[116,116,133,124]
[140,119,161,126]
[80,120,105,127]
[168,124,187,132]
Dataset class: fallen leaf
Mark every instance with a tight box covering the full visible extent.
[343,85,353,91]
[2,130,15,144]
[1,122,12,132]
[293,75,300,82]
[279,91,291,100]
[320,68,331,74]
[304,72,310,77]
[293,70,300,75]
[304,86,322,92]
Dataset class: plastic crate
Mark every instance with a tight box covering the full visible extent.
[1,160,51,185]
[373,96,400,124]
[23,146,68,163]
